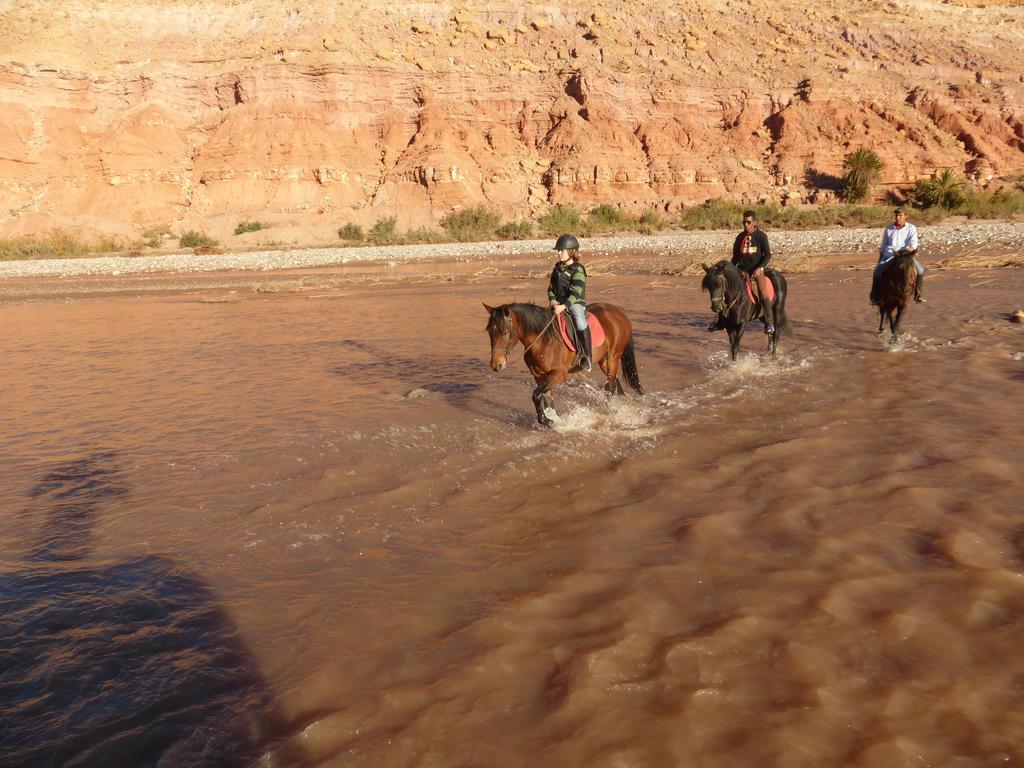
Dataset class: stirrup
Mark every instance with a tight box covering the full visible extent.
[915,295,926,303]
[763,324,775,334]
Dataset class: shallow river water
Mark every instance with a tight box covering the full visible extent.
[2,259,1023,767]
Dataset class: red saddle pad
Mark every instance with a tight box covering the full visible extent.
[556,311,606,352]
[743,272,776,304]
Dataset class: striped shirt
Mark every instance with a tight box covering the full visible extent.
[548,262,587,306]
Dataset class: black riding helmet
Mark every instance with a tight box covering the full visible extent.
[553,233,579,251]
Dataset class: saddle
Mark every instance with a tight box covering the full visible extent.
[555,311,606,352]
[742,270,776,304]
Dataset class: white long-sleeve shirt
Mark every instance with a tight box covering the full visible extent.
[878,222,919,265]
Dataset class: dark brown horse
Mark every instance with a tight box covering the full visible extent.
[484,302,643,427]
[877,252,919,342]
[701,261,791,361]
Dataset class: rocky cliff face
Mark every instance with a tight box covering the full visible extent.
[1,0,1022,240]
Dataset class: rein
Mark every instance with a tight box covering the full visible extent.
[714,273,744,315]
[499,311,556,362]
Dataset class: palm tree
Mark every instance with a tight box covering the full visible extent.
[841,147,884,202]
[914,169,967,209]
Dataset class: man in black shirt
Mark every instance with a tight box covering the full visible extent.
[731,210,774,333]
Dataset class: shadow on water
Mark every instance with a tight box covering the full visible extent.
[0,452,305,768]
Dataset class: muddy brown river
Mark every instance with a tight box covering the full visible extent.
[2,256,1023,767]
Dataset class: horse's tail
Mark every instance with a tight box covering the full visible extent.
[771,271,793,337]
[775,303,793,336]
[621,334,643,394]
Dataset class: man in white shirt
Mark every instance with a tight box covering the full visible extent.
[870,208,926,305]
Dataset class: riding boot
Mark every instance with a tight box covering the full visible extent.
[914,272,926,303]
[760,297,775,334]
[578,326,593,372]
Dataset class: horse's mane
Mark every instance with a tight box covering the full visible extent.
[708,260,745,295]
[501,302,559,338]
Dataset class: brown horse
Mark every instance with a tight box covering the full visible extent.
[484,302,643,427]
[877,252,918,342]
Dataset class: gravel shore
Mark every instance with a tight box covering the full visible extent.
[1,222,1023,279]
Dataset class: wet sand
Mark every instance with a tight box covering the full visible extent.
[2,244,1024,767]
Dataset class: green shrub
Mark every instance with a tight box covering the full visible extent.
[678,198,746,230]
[233,220,265,236]
[636,209,666,233]
[439,204,502,242]
[539,205,586,235]
[179,230,218,248]
[841,147,884,202]
[587,203,630,231]
[0,231,90,260]
[93,237,123,253]
[496,220,534,239]
[914,169,967,210]
[141,225,171,248]
[368,216,398,244]
[959,187,1024,218]
[338,223,364,242]
[403,226,448,244]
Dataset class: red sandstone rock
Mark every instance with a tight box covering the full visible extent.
[0,0,1022,240]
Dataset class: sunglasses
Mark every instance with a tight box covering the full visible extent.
[743,219,754,224]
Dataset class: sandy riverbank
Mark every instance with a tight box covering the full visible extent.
[2,222,1024,280]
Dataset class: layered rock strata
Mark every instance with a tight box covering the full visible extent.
[0,0,1022,239]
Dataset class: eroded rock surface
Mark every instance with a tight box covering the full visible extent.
[1,0,1022,239]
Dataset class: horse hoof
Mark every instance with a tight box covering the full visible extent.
[539,417,555,428]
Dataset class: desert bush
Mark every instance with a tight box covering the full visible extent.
[141,225,171,248]
[0,231,90,260]
[496,220,534,240]
[233,220,265,236]
[637,209,666,232]
[179,230,218,248]
[403,226,448,244]
[841,147,884,202]
[539,205,587,235]
[368,216,398,244]
[587,203,631,231]
[914,169,967,210]
[93,237,123,253]
[439,205,502,242]
[678,198,746,230]
[959,187,1024,218]
[784,204,891,228]
[338,223,364,242]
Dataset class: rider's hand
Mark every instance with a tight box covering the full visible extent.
[553,303,565,315]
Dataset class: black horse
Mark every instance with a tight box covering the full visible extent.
[701,261,791,360]
[876,252,919,342]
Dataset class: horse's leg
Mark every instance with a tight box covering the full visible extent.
[729,323,746,361]
[877,307,885,334]
[532,384,554,427]
[891,306,905,341]
[601,352,622,395]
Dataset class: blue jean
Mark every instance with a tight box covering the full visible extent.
[875,257,925,280]
[568,303,588,331]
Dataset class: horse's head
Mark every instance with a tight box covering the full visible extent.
[701,261,730,313]
[483,303,517,372]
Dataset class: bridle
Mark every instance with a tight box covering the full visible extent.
[709,271,742,315]
[491,311,555,362]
